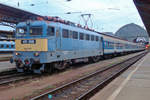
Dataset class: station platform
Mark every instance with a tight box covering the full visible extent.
[0,61,15,72]
[0,54,12,58]
[90,52,150,100]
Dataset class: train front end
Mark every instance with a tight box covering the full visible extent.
[12,21,50,73]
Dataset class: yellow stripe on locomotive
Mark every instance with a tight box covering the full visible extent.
[15,39,48,51]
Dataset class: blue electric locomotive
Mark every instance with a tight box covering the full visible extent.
[12,20,104,73]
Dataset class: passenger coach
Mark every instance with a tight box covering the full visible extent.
[0,41,15,53]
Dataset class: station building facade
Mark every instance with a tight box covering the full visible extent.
[115,23,149,45]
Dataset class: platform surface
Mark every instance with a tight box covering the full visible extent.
[90,52,150,100]
[0,54,12,57]
[0,61,15,72]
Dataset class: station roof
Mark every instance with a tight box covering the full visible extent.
[0,3,42,24]
[1,1,149,38]
[133,0,150,37]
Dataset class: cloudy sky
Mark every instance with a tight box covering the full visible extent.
[0,0,145,33]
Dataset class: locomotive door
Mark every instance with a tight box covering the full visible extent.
[55,28,61,50]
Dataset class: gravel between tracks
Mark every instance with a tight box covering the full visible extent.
[0,52,143,100]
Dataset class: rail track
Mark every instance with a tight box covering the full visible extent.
[30,51,147,100]
[0,72,34,85]
[0,69,40,85]
[0,68,17,76]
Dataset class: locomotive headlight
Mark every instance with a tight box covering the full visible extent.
[34,52,39,57]
[15,52,20,56]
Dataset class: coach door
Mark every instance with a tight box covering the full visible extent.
[100,37,104,55]
[55,28,61,50]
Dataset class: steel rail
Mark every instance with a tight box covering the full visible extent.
[76,52,147,100]
[0,72,39,85]
[0,73,24,80]
[0,69,17,76]
[30,51,147,100]
[0,76,30,85]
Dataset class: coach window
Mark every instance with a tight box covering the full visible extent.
[11,45,14,48]
[73,31,78,39]
[62,29,69,38]
[86,34,90,40]
[6,45,9,48]
[96,36,99,41]
[47,26,55,36]
[104,41,106,47]
[91,35,94,41]
[107,42,110,47]
[80,33,84,40]
[1,45,4,48]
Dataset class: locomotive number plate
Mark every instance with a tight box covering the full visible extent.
[21,40,36,44]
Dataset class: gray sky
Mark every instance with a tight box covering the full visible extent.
[0,0,145,33]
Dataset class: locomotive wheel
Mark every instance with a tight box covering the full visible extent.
[53,61,68,70]
[16,62,24,69]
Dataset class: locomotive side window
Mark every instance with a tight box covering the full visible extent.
[80,33,84,40]
[91,35,94,41]
[62,29,69,38]
[86,34,90,40]
[30,27,42,35]
[70,31,73,38]
[96,36,99,41]
[73,31,78,39]
[47,26,55,36]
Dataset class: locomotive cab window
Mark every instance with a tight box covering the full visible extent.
[47,26,55,36]
[30,26,42,35]
[16,27,27,36]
